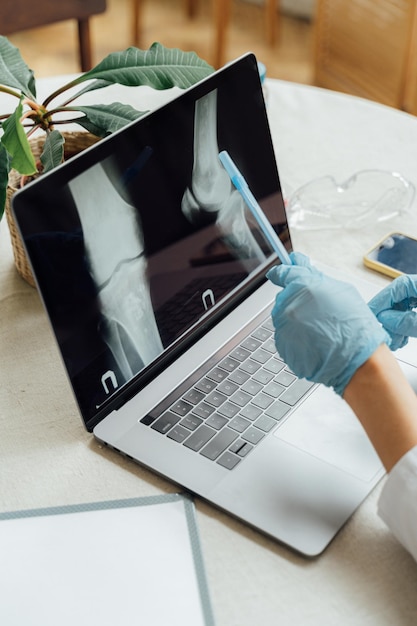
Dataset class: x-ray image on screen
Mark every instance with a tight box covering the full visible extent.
[182,88,266,265]
[68,160,163,386]
[16,55,290,426]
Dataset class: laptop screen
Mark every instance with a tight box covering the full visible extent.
[12,54,291,430]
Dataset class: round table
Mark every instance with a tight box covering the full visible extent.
[1,76,417,625]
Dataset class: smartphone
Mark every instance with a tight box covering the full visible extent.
[364,232,417,278]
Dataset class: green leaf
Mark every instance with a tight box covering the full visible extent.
[1,100,37,176]
[0,142,11,221]
[70,43,214,93]
[40,130,65,174]
[67,103,148,137]
[0,36,36,99]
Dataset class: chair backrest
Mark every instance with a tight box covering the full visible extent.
[0,0,107,71]
[0,0,106,33]
[132,0,280,69]
[403,6,417,114]
[314,0,416,108]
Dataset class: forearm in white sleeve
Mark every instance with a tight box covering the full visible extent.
[378,445,417,562]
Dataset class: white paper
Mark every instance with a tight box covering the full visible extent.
[0,496,213,626]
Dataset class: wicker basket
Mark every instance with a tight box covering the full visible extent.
[5,131,100,287]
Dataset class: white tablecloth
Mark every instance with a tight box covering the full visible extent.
[1,77,417,625]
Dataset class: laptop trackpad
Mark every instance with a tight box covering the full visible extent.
[274,385,382,481]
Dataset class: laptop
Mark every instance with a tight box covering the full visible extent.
[12,53,417,556]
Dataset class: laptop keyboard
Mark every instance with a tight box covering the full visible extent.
[140,312,314,470]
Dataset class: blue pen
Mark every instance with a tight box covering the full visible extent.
[219,150,292,265]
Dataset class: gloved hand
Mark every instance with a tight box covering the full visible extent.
[368,275,417,350]
[266,252,390,396]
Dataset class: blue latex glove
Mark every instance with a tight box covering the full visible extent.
[267,252,390,396]
[368,275,417,350]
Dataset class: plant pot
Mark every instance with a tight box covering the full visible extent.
[5,131,100,287]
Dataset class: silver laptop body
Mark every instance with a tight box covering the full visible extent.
[14,54,415,556]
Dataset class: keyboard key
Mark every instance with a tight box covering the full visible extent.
[228,369,250,385]
[251,392,274,409]
[219,356,240,372]
[206,413,229,430]
[207,367,228,383]
[180,414,203,431]
[217,401,240,418]
[265,400,290,421]
[140,414,156,426]
[263,338,277,353]
[229,346,250,362]
[280,379,315,406]
[251,327,271,342]
[228,415,251,433]
[252,368,274,385]
[229,439,253,457]
[254,415,277,432]
[240,337,262,352]
[171,399,193,417]
[230,389,252,407]
[263,358,285,374]
[205,390,227,407]
[192,401,215,419]
[195,377,217,394]
[183,388,205,405]
[274,370,296,387]
[264,381,286,398]
[262,318,275,331]
[167,425,191,443]
[242,427,265,445]
[251,348,271,364]
[229,439,245,453]
[151,412,180,434]
[239,403,262,421]
[183,425,216,451]
[200,428,238,460]
[239,359,261,375]
[217,451,241,470]
[241,379,263,396]
[236,442,253,457]
[217,380,239,396]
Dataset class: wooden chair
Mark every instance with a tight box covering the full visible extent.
[210,0,279,68]
[0,0,107,71]
[314,0,416,109]
[133,0,280,69]
[403,6,417,114]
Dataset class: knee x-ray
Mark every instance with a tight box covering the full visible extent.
[15,55,290,427]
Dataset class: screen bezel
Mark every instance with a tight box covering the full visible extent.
[12,53,292,431]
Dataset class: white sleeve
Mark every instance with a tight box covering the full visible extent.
[378,445,417,561]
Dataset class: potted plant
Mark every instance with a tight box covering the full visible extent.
[0,36,214,284]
